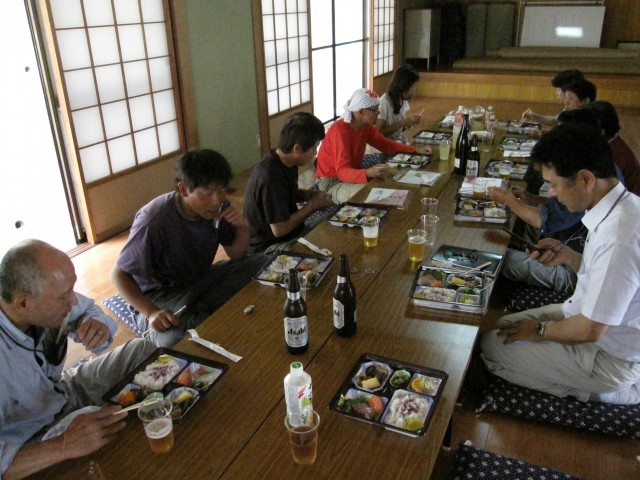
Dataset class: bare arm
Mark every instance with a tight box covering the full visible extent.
[487,187,542,228]
[270,191,332,238]
[374,115,419,137]
[498,313,608,345]
[4,406,126,480]
[531,238,583,273]
[110,265,179,332]
[218,206,250,260]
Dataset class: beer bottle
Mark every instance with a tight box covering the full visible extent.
[333,254,357,337]
[466,134,480,179]
[454,113,470,174]
[284,268,309,354]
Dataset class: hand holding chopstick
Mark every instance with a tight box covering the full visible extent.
[115,397,161,414]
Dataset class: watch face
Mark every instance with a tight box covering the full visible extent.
[536,321,545,337]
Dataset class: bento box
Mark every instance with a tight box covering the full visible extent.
[387,152,431,169]
[329,353,447,437]
[409,266,489,314]
[454,198,510,224]
[430,244,504,276]
[500,136,537,151]
[413,130,452,144]
[103,348,228,423]
[328,203,388,227]
[485,160,529,180]
[254,251,334,288]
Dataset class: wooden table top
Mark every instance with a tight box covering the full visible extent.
[42,129,519,480]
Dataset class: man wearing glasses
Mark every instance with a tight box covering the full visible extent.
[112,149,266,347]
[481,124,640,405]
[315,88,430,203]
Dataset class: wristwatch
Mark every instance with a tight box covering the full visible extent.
[536,321,546,338]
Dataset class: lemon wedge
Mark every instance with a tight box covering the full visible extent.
[404,418,424,432]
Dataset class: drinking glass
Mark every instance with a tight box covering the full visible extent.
[438,139,451,160]
[499,161,513,183]
[420,214,439,246]
[361,217,380,247]
[407,229,427,263]
[138,399,174,454]
[285,410,320,465]
[420,197,439,216]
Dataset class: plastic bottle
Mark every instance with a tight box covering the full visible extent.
[454,113,470,174]
[466,134,480,178]
[451,105,465,150]
[333,254,357,337]
[284,361,313,426]
[283,268,308,354]
[486,105,496,132]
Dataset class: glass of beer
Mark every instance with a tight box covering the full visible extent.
[498,161,513,182]
[407,229,427,263]
[285,410,320,465]
[472,178,488,199]
[361,216,380,247]
[438,139,451,161]
[138,399,174,454]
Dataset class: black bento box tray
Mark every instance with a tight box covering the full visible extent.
[329,353,448,437]
[253,250,334,288]
[103,348,228,423]
[328,202,389,227]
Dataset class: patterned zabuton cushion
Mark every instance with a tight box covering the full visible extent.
[451,443,583,480]
[476,377,640,440]
[504,281,572,312]
[103,294,143,336]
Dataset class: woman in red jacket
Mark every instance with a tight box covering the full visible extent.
[315,88,430,203]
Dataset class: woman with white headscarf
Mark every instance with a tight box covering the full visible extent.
[316,88,430,203]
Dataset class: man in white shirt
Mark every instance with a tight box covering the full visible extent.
[481,123,640,404]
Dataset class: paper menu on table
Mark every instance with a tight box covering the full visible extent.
[458,177,503,196]
[363,188,411,208]
[393,170,442,186]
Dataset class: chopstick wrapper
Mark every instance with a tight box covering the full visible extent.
[189,337,242,363]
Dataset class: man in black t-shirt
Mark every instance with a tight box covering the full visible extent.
[244,113,332,253]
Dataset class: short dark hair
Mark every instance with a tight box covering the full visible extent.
[278,112,325,153]
[580,101,620,139]
[388,64,420,114]
[552,69,584,88]
[565,79,597,102]
[0,239,49,302]
[176,149,232,191]
[531,123,616,180]
[556,107,600,130]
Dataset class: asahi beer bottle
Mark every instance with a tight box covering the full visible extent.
[466,134,480,179]
[454,113,470,174]
[284,268,309,354]
[333,254,357,337]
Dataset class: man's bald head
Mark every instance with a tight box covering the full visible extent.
[0,239,73,303]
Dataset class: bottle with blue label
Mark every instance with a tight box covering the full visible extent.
[284,361,313,426]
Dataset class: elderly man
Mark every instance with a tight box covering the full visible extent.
[481,124,640,405]
[0,239,155,479]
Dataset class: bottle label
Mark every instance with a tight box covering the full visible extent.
[285,379,313,426]
[284,316,308,347]
[333,298,345,329]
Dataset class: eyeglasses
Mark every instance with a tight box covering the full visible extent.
[365,107,380,114]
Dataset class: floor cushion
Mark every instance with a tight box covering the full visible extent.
[476,377,640,440]
[450,443,583,480]
[503,281,572,312]
[103,294,143,336]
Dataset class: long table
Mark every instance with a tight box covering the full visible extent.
[42,133,514,480]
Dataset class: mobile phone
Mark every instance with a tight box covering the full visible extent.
[502,228,541,252]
